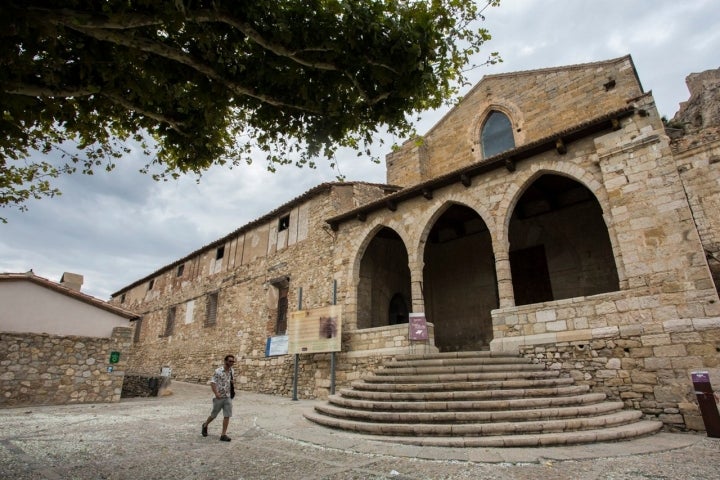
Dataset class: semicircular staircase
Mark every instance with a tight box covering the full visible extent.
[304,351,662,447]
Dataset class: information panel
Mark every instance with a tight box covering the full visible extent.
[288,305,342,354]
[408,313,428,340]
[265,335,289,357]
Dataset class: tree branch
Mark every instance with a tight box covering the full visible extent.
[27,5,396,105]
[63,23,327,115]
[4,83,98,98]
[100,92,190,137]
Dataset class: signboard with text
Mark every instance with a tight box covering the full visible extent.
[288,305,342,354]
[408,313,428,341]
[265,335,289,357]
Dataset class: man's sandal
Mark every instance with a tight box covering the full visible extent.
[220,435,231,442]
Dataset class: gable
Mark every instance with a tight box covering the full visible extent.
[387,56,644,186]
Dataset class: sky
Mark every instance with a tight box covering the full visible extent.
[2,0,719,300]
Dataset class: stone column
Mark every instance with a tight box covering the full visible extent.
[495,249,515,309]
[410,264,426,314]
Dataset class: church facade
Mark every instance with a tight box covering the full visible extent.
[111,56,720,431]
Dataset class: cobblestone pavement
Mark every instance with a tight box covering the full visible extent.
[1,381,719,480]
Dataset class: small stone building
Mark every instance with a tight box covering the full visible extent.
[111,56,720,431]
[0,272,137,406]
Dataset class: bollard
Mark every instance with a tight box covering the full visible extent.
[691,371,720,438]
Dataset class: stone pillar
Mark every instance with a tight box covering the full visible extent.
[410,264,426,314]
[495,249,515,309]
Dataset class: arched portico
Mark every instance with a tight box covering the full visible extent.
[421,203,498,351]
[507,173,619,304]
[356,226,412,329]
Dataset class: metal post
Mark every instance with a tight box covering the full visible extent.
[293,287,303,401]
[330,279,337,395]
[292,353,299,401]
[330,352,336,395]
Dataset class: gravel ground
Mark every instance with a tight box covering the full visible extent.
[1,381,719,480]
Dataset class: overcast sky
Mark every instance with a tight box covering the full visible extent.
[2,0,719,300]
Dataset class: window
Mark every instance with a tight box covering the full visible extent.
[133,318,143,343]
[120,293,126,304]
[216,246,224,260]
[205,292,218,327]
[481,110,515,158]
[148,279,154,290]
[278,215,290,232]
[164,306,176,337]
[176,264,184,277]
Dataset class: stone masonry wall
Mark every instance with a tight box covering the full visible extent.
[0,327,132,407]
[115,183,399,399]
[518,311,720,432]
[387,56,643,186]
[674,137,720,292]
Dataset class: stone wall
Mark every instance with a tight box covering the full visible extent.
[0,327,132,407]
[518,312,720,432]
[387,56,643,186]
[115,183,398,399]
[121,375,171,398]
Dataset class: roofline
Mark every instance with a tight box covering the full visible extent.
[111,181,399,297]
[326,105,639,229]
[0,272,140,320]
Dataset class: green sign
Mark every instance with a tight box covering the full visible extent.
[109,351,120,364]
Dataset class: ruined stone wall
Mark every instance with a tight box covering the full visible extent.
[387,56,644,186]
[0,327,132,407]
[674,138,720,292]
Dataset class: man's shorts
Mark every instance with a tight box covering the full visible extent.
[210,397,233,418]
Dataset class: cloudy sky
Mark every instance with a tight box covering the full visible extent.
[2,0,719,300]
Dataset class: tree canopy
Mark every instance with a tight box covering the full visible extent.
[0,0,500,219]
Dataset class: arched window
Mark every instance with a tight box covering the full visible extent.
[481,110,515,158]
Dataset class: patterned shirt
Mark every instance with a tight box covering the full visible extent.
[210,366,234,398]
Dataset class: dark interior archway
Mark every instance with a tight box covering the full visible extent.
[423,204,497,352]
[388,293,409,325]
[508,174,620,306]
[357,227,411,329]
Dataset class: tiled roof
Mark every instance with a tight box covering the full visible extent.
[0,272,140,320]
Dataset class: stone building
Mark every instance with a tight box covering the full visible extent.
[1,272,136,407]
[111,56,720,431]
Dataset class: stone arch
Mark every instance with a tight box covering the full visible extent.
[417,200,498,351]
[352,223,412,329]
[504,168,620,305]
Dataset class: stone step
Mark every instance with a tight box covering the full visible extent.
[316,400,624,424]
[304,409,645,436]
[377,363,546,376]
[327,392,608,412]
[338,383,592,401]
[306,350,661,447]
[362,369,561,384]
[352,376,574,392]
[387,356,535,368]
[395,351,518,362]
[366,421,665,447]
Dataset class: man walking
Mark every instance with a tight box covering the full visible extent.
[201,354,235,441]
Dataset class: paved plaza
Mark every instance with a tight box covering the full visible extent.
[1,381,719,479]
